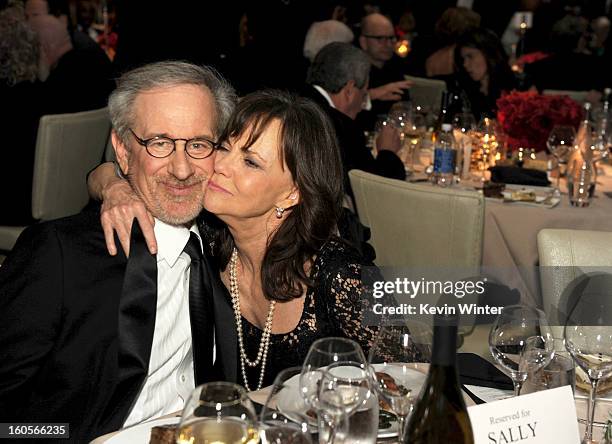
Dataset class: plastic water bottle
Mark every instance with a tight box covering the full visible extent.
[433,123,457,187]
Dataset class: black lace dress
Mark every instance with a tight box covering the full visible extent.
[223,238,380,389]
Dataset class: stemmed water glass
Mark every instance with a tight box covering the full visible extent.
[176,382,259,444]
[564,273,612,444]
[489,305,554,396]
[547,125,576,195]
[367,323,432,438]
[317,362,378,444]
[300,338,371,444]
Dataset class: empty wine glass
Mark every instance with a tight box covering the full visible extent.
[368,323,432,438]
[300,338,368,444]
[317,361,377,444]
[489,305,554,396]
[547,125,576,194]
[564,272,612,444]
[519,335,555,378]
[260,367,313,444]
[453,112,477,134]
[176,382,259,444]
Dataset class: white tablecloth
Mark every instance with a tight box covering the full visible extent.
[482,163,612,306]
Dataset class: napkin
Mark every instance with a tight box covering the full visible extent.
[458,353,513,391]
[489,166,550,187]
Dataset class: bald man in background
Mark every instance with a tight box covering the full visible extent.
[29,14,114,113]
[357,13,412,130]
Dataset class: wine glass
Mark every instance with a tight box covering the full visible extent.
[368,323,432,438]
[176,381,259,444]
[475,117,499,182]
[300,338,369,444]
[564,272,612,444]
[317,361,378,444]
[547,125,576,194]
[519,335,555,378]
[260,367,313,444]
[453,112,477,134]
[489,305,554,396]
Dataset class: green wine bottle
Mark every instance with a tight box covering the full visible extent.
[403,314,474,443]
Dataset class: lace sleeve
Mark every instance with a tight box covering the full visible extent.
[324,261,381,356]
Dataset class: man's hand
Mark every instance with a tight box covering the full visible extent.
[376,124,402,154]
[100,179,157,257]
[368,80,412,101]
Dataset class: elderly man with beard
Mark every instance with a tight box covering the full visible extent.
[0,61,236,443]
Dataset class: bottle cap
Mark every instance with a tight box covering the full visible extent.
[441,123,452,132]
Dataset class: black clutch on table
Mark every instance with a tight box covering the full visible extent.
[489,166,550,187]
[458,352,513,404]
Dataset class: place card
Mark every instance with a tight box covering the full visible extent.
[467,386,580,444]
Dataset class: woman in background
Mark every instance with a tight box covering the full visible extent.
[453,28,519,119]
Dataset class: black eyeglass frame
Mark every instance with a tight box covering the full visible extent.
[128,128,217,159]
[362,34,398,43]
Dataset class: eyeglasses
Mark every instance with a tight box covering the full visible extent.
[129,128,216,159]
[363,34,397,43]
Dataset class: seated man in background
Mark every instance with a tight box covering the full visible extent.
[358,12,412,129]
[0,61,236,442]
[29,14,114,113]
[303,42,406,201]
[303,19,355,62]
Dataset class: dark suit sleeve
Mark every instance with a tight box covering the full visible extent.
[337,115,406,181]
[0,224,63,417]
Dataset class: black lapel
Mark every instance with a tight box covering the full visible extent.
[191,250,215,384]
[208,253,238,383]
[104,221,157,424]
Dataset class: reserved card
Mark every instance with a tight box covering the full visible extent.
[467,386,580,444]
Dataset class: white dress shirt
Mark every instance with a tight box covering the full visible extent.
[313,85,336,108]
[123,220,201,426]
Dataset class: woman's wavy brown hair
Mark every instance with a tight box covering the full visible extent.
[214,89,344,302]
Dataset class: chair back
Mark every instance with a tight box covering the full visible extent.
[537,229,612,328]
[31,107,111,220]
[404,75,447,111]
[348,169,484,268]
[542,89,589,103]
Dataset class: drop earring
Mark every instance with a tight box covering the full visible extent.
[275,207,285,219]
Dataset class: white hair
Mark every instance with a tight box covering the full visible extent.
[303,20,354,62]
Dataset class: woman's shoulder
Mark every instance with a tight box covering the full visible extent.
[314,237,374,282]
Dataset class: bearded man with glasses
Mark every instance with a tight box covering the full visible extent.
[0,61,237,443]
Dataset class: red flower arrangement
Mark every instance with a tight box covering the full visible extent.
[496,91,583,151]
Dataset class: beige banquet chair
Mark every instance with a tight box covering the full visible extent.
[349,169,486,353]
[537,229,612,333]
[349,169,484,269]
[403,75,447,111]
[0,107,111,253]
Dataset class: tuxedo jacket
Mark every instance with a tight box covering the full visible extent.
[0,206,235,442]
[301,86,406,200]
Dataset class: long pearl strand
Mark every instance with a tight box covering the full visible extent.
[229,247,276,391]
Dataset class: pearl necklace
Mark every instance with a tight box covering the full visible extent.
[229,247,276,391]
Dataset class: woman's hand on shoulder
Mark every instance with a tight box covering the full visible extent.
[100,178,157,257]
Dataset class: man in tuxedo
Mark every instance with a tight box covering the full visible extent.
[0,61,236,442]
[304,42,405,200]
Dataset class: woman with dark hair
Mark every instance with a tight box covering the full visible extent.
[452,28,519,119]
[88,89,380,390]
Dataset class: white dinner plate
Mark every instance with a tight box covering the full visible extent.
[276,363,428,439]
[104,416,179,444]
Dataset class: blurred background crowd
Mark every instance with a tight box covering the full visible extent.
[3,0,612,223]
